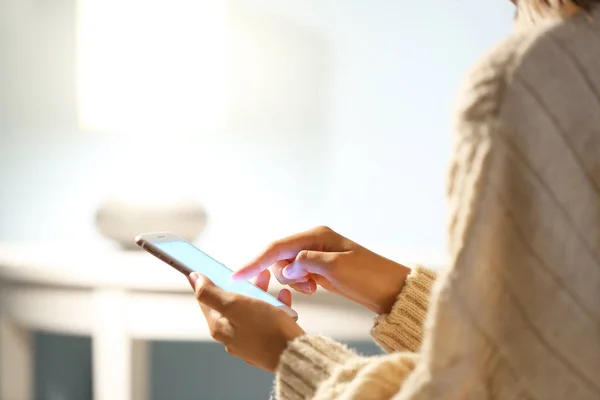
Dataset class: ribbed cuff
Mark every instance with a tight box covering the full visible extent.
[276,335,358,400]
[371,266,437,353]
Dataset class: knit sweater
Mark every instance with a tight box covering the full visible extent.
[276,8,600,400]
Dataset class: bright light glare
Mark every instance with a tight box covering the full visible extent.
[76,0,229,136]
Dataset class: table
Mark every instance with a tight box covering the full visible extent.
[0,242,377,400]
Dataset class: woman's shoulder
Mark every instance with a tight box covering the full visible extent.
[453,28,546,123]
[455,12,600,125]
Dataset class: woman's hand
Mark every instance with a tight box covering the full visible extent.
[189,270,304,372]
[232,226,411,315]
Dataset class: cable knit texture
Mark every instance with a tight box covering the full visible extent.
[276,267,436,400]
[371,266,437,353]
[276,8,600,400]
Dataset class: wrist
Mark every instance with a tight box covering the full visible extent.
[272,320,305,372]
[375,262,411,315]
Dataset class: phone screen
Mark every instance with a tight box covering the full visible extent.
[155,240,286,307]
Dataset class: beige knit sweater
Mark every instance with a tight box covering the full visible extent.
[276,8,600,400]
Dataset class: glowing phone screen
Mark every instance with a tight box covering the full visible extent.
[155,240,284,307]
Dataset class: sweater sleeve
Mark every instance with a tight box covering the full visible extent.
[371,266,438,353]
[276,335,420,400]
[275,267,436,400]
[276,267,436,400]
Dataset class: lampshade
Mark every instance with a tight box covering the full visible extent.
[76,0,229,136]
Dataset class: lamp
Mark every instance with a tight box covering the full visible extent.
[76,0,228,248]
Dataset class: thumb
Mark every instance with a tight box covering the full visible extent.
[188,272,232,314]
[188,271,205,290]
[282,250,337,280]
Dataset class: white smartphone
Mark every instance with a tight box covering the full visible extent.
[135,232,298,320]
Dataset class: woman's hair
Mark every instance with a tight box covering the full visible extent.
[525,0,599,10]
[573,0,600,8]
[516,0,598,27]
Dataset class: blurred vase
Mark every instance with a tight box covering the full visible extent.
[95,197,207,250]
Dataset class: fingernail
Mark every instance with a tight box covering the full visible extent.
[230,270,242,279]
[190,272,201,281]
[296,282,313,294]
[188,272,201,289]
[282,265,294,279]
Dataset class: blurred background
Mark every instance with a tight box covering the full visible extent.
[0,0,514,398]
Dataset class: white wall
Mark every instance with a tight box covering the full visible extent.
[232,0,516,264]
[0,0,514,266]
[0,0,334,267]
[323,1,515,260]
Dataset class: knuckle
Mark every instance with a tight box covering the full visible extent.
[296,249,310,262]
[329,252,345,269]
[194,285,206,302]
[315,225,342,244]
[272,261,286,276]
[314,225,333,235]
[210,318,229,341]
[221,295,238,313]
[272,261,295,284]
[329,252,342,265]
[209,327,221,340]
[215,316,228,329]
[274,272,289,285]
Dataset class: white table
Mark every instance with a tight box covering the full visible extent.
[0,242,377,400]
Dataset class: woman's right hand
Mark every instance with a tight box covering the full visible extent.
[232,226,411,315]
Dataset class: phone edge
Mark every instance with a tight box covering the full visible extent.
[136,233,298,321]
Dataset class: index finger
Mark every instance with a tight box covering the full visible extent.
[232,227,329,281]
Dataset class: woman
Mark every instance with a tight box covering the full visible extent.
[189,1,600,398]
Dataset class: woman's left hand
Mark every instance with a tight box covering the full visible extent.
[189,270,305,372]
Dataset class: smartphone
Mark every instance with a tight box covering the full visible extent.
[135,232,298,320]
